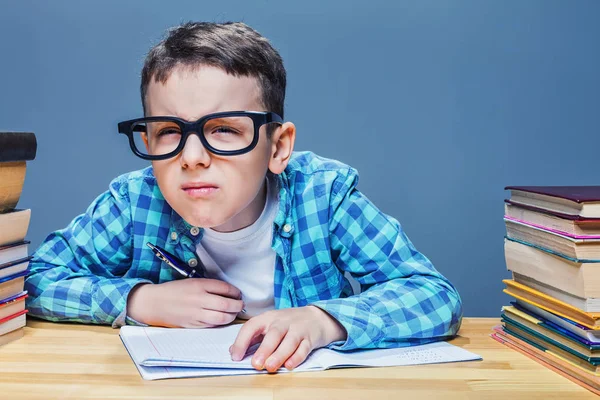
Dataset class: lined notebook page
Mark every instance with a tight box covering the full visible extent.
[120,324,255,368]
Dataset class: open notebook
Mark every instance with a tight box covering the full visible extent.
[120,324,481,380]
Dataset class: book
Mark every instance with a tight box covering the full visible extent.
[513,272,600,313]
[0,132,37,162]
[508,303,600,346]
[506,200,600,222]
[493,325,600,374]
[0,241,29,267]
[0,258,31,280]
[502,317,600,364]
[0,292,27,321]
[505,217,600,240]
[0,311,27,336]
[503,279,600,329]
[505,238,600,299]
[505,186,600,219]
[515,300,600,343]
[0,132,37,213]
[505,219,600,261]
[119,324,482,380]
[0,327,24,347]
[0,162,27,213]
[502,306,600,354]
[498,323,600,374]
[492,326,600,395]
[505,202,600,236]
[0,272,27,301]
[0,209,31,247]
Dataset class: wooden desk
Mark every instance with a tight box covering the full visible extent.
[0,318,596,399]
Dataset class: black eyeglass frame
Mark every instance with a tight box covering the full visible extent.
[117,111,283,160]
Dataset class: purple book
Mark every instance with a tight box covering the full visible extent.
[506,186,600,203]
[505,186,600,220]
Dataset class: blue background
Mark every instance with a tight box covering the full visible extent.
[1,0,598,317]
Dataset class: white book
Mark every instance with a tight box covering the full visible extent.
[0,209,30,247]
[0,313,26,336]
[513,272,600,312]
[0,259,30,280]
[120,324,482,381]
[0,241,29,266]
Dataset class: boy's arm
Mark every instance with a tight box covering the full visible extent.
[311,170,463,351]
[25,184,152,327]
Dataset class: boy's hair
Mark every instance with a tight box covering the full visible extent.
[141,22,287,120]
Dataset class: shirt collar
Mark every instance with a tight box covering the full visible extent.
[273,170,295,238]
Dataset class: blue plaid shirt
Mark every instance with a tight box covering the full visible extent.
[26,151,462,350]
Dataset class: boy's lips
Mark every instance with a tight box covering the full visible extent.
[181,182,219,198]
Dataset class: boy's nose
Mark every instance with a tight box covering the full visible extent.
[179,133,211,168]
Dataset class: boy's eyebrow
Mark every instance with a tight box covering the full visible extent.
[149,112,224,123]
[206,117,244,124]
[147,106,200,121]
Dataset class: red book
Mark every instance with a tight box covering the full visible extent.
[0,308,27,325]
[0,292,27,321]
[0,308,27,337]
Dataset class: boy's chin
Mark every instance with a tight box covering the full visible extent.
[181,212,225,229]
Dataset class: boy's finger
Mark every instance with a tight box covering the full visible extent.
[230,319,265,362]
[250,326,288,370]
[248,334,265,350]
[284,339,312,370]
[264,332,301,372]
[202,293,244,313]
[230,334,264,353]
[202,279,242,299]
[195,309,237,326]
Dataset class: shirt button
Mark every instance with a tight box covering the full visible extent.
[283,224,292,233]
[190,226,200,236]
[188,258,198,267]
[170,232,178,241]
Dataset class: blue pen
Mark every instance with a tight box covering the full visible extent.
[146,242,246,313]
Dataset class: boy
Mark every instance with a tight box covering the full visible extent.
[26,22,462,373]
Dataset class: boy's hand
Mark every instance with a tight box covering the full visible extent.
[229,306,347,372]
[127,279,244,328]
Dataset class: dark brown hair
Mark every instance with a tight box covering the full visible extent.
[140,22,286,119]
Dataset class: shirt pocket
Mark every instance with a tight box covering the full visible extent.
[294,263,343,305]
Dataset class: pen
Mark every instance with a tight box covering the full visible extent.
[146,242,202,278]
[146,242,246,313]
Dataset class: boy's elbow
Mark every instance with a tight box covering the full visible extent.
[443,281,463,337]
[420,272,463,339]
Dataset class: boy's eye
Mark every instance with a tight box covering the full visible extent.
[211,126,240,135]
[157,128,181,136]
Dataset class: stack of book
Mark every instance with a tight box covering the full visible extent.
[492,185,600,395]
[0,132,37,346]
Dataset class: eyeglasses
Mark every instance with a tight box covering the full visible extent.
[117,111,283,160]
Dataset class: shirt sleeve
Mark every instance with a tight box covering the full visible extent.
[25,182,152,327]
[311,169,463,351]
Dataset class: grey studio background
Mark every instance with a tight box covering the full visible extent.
[1,1,598,318]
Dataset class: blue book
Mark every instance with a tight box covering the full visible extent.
[511,301,600,345]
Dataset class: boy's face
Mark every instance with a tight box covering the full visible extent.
[145,66,289,232]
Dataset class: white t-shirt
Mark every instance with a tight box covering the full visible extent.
[195,176,278,319]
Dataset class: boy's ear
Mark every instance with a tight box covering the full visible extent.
[268,122,296,175]
[141,133,149,151]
